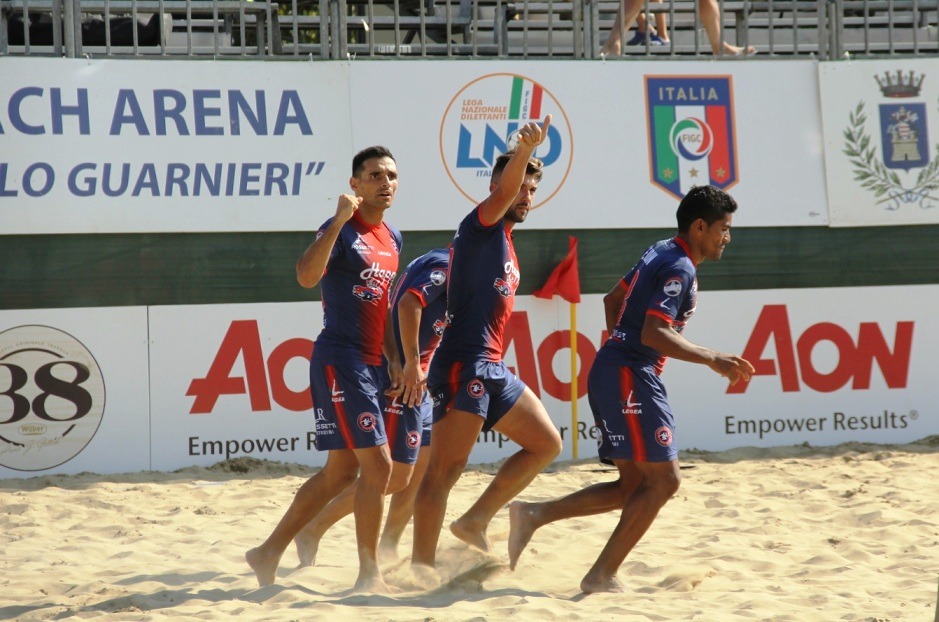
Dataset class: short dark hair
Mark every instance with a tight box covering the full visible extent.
[352,145,395,177]
[491,150,544,182]
[676,185,738,233]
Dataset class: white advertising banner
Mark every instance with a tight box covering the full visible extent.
[663,285,933,451]
[0,307,150,477]
[0,57,352,234]
[2,284,931,478]
[350,60,829,230]
[510,284,934,459]
[0,57,828,234]
[144,285,935,472]
[148,302,323,471]
[820,57,939,226]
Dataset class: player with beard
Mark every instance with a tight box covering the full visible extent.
[410,116,564,583]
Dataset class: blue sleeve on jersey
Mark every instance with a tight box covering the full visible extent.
[648,262,694,322]
[416,259,448,306]
[317,217,341,263]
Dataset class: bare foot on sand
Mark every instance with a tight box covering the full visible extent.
[352,574,393,594]
[377,538,399,563]
[507,501,539,571]
[450,517,491,553]
[293,525,320,567]
[410,563,441,590]
[580,573,625,594]
[245,546,279,587]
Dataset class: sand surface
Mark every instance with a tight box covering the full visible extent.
[2,438,938,621]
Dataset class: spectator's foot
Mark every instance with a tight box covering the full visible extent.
[650,35,670,47]
[723,43,757,56]
[599,40,622,57]
[625,30,649,46]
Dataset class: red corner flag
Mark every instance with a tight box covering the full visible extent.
[533,236,581,304]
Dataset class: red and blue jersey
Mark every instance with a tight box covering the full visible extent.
[435,205,519,363]
[600,237,698,374]
[311,212,402,366]
[388,248,450,371]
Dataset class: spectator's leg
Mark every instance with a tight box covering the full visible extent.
[697,0,754,54]
[601,0,646,55]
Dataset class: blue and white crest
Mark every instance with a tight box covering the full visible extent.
[878,103,929,171]
[843,69,938,211]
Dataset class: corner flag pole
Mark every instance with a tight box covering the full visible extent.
[570,300,578,460]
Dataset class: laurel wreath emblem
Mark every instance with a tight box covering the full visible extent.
[843,101,939,209]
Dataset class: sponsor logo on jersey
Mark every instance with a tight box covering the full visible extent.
[351,235,372,253]
[352,279,384,304]
[493,278,513,297]
[621,391,642,416]
[663,277,682,297]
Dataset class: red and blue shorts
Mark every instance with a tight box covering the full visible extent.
[310,361,387,452]
[428,359,526,432]
[587,357,677,463]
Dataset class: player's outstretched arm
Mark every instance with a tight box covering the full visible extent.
[478,115,552,225]
[641,315,754,385]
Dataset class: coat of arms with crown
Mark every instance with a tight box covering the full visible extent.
[843,70,938,211]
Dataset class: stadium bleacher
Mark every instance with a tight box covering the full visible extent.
[2,0,936,57]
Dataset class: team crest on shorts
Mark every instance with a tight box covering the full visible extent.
[407,431,421,449]
[358,412,378,432]
[655,426,674,447]
[467,379,486,398]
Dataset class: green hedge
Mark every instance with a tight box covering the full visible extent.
[2,225,938,309]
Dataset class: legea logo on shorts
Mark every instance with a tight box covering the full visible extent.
[439,73,573,208]
[0,325,106,471]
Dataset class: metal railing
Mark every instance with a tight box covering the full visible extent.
[2,0,936,58]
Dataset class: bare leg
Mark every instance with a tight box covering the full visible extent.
[411,410,483,571]
[508,472,641,570]
[350,444,394,593]
[601,0,647,56]
[698,0,755,55]
[294,478,356,567]
[294,460,414,566]
[634,0,667,40]
[379,449,430,561]
[654,1,669,42]
[245,450,359,587]
[450,389,562,553]
[580,459,681,594]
